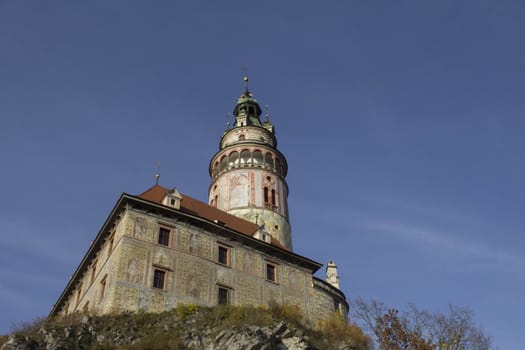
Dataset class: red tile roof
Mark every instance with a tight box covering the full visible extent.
[138,185,288,250]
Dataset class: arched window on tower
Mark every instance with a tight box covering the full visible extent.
[271,189,276,209]
[253,150,263,165]
[239,134,245,141]
[240,150,251,164]
[213,162,219,177]
[275,158,282,175]
[263,187,269,208]
[229,151,239,167]
[265,153,274,169]
[219,156,227,172]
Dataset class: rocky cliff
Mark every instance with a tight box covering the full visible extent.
[0,305,371,350]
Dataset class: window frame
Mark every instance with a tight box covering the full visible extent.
[158,227,171,247]
[99,275,107,303]
[90,260,97,284]
[152,269,167,290]
[107,233,115,256]
[265,262,278,283]
[217,244,231,266]
[334,299,341,313]
[76,283,83,306]
[218,286,231,305]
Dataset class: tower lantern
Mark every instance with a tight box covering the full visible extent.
[208,78,292,250]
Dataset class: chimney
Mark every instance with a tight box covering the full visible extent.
[325,260,340,289]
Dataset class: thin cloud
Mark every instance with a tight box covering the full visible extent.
[315,198,524,273]
[361,193,485,226]
[359,219,525,272]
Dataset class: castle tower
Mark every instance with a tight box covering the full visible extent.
[208,77,292,250]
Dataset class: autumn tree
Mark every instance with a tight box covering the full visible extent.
[375,309,435,350]
[407,304,492,350]
[350,298,494,350]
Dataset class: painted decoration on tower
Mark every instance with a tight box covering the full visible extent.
[230,173,249,208]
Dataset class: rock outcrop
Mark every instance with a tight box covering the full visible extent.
[2,320,317,350]
[0,306,366,350]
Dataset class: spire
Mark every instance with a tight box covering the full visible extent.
[233,76,263,127]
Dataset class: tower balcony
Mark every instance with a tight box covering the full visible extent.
[210,147,287,179]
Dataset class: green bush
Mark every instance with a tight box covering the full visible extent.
[268,303,304,327]
[175,303,198,319]
[204,304,273,330]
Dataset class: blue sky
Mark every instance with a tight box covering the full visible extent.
[1,1,523,348]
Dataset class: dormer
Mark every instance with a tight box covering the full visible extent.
[162,187,182,209]
[253,224,272,244]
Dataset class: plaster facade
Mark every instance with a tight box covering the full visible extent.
[56,204,347,323]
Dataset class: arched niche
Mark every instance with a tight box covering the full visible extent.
[219,156,227,172]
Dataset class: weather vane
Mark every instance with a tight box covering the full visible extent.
[155,162,161,185]
[241,66,249,93]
